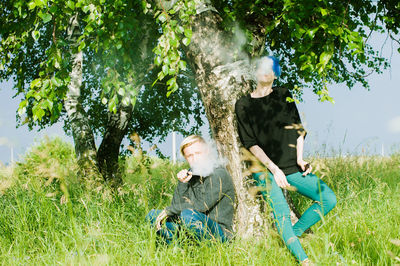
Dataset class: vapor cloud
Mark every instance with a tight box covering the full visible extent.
[190,141,227,177]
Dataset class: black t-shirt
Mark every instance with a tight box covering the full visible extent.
[235,87,306,175]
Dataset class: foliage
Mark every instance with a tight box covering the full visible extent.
[150,0,399,102]
[0,137,399,264]
[0,0,203,145]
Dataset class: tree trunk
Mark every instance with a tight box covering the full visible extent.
[183,4,304,237]
[97,102,134,185]
[184,7,265,238]
[64,14,98,177]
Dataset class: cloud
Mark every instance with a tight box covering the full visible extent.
[0,137,13,147]
[388,116,400,133]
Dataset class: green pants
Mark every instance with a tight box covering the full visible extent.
[253,171,337,262]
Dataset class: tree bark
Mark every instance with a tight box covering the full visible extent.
[97,102,134,185]
[64,14,98,177]
[183,7,266,238]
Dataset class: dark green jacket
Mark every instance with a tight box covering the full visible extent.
[165,166,236,235]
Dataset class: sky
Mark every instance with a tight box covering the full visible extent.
[1,41,399,164]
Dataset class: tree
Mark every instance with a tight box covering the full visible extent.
[2,0,399,236]
[0,0,204,184]
[149,0,399,236]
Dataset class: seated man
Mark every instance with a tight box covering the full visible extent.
[146,135,235,243]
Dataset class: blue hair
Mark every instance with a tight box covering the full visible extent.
[267,56,281,78]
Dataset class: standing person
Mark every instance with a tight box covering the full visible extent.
[235,56,336,264]
[146,135,236,244]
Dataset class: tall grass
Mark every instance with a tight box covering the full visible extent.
[0,137,399,265]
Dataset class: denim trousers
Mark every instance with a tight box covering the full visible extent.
[145,208,228,244]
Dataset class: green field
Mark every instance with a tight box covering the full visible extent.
[0,137,399,265]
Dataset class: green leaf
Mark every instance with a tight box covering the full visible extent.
[308,27,319,38]
[28,1,36,10]
[82,5,90,13]
[66,1,75,10]
[41,13,52,24]
[42,79,50,90]
[19,99,28,109]
[78,41,86,51]
[34,0,47,8]
[166,77,176,86]
[155,56,162,66]
[179,60,187,71]
[168,68,176,75]
[117,87,125,96]
[182,37,190,46]
[51,76,62,87]
[43,99,53,111]
[32,104,46,121]
[319,51,332,66]
[320,8,328,16]
[177,26,185,34]
[122,97,130,106]
[32,30,40,41]
[162,65,169,75]
[184,28,192,38]
[31,78,42,88]
[158,13,167,23]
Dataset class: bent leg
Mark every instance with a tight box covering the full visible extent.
[286,172,337,237]
[253,172,308,262]
[180,209,227,242]
[145,209,180,243]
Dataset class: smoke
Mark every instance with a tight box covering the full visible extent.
[190,140,227,177]
[256,57,274,76]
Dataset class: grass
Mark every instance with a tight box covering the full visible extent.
[0,137,399,265]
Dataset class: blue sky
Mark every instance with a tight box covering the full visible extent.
[1,43,399,164]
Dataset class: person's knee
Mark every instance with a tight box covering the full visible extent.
[323,192,337,214]
[180,209,197,223]
[145,209,158,224]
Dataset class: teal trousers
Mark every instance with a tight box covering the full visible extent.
[253,171,337,261]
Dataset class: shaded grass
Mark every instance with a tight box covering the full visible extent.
[0,137,399,265]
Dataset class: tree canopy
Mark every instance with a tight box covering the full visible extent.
[0,0,203,147]
[153,0,399,101]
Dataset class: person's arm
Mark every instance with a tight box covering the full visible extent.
[235,98,290,188]
[249,145,290,188]
[296,135,312,176]
[165,170,194,216]
[192,168,234,213]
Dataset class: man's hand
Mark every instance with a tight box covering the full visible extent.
[156,209,168,231]
[297,159,312,176]
[177,169,193,183]
[271,167,290,188]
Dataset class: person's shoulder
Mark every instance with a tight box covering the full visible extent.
[275,86,292,97]
[212,166,232,179]
[235,94,251,109]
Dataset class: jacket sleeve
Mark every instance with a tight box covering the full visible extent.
[192,168,234,213]
[235,98,258,149]
[165,182,193,216]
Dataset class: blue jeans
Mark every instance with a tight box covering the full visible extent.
[145,209,228,244]
[253,171,337,261]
